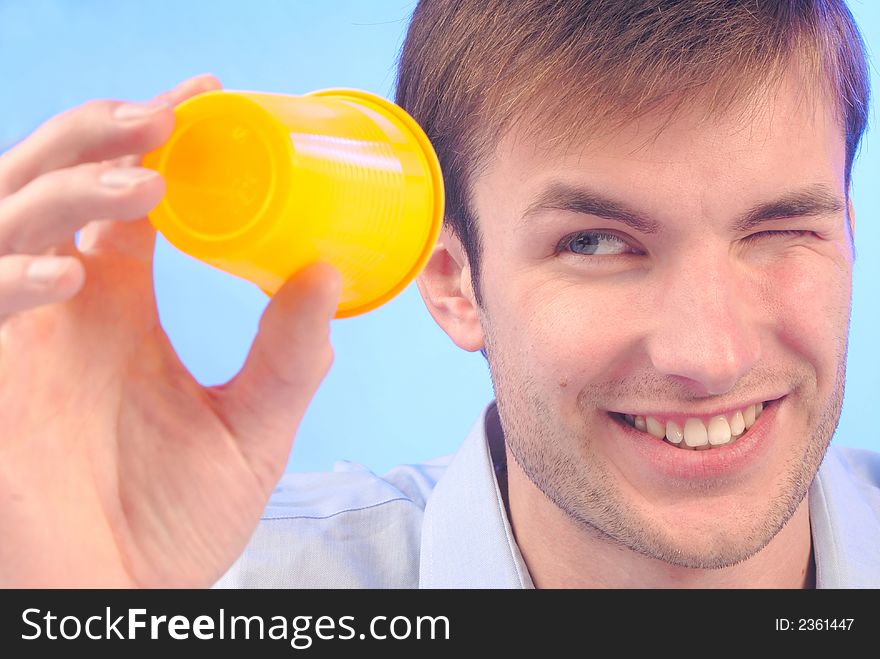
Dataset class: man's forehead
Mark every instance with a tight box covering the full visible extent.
[513,179,845,238]
[469,73,848,240]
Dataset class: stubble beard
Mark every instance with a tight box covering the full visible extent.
[485,331,847,571]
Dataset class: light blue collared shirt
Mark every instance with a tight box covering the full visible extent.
[215,400,880,588]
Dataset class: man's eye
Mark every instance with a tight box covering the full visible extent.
[743,229,814,242]
[558,231,637,256]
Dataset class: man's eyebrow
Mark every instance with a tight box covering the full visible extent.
[731,184,845,232]
[520,182,662,234]
[519,181,846,234]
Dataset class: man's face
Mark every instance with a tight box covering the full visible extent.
[472,74,854,568]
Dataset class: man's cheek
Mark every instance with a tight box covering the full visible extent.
[523,290,633,372]
[763,254,850,363]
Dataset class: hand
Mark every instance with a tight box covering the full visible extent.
[0,74,342,587]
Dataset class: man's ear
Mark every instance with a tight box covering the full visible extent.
[416,226,485,352]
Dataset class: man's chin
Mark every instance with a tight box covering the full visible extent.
[584,486,810,571]
[625,525,776,571]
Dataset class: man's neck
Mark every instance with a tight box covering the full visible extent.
[487,407,815,588]
[506,451,815,588]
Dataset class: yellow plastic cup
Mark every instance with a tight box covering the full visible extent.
[141,88,444,318]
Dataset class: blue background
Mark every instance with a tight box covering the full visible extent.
[1,0,877,474]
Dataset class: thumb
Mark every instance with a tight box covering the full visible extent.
[209,261,342,485]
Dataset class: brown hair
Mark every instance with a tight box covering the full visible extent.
[394,0,871,308]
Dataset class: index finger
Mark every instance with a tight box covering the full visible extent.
[0,74,223,198]
[154,73,223,107]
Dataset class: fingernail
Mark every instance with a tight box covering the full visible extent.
[27,258,69,284]
[114,99,169,120]
[327,267,342,299]
[325,267,342,319]
[100,167,159,188]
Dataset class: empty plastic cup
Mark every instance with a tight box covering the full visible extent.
[141,88,444,318]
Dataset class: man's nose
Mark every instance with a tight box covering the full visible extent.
[644,252,762,396]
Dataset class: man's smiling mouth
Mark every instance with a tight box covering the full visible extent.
[609,397,784,451]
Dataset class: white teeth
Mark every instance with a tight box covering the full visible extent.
[665,420,683,444]
[646,416,665,439]
[707,415,732,446]
[683,418,709,448]
[730,410,746,436]
[619,399,775,450]
[744,404,756,429]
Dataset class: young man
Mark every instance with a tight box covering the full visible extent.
[0,1,876,588]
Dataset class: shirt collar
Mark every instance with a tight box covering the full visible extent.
[419,400,534,588]
[420,400,879,588]
[810,445,880,588]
